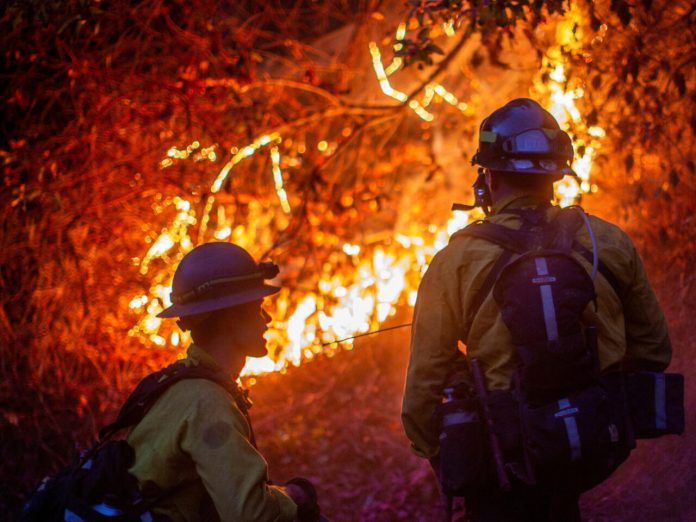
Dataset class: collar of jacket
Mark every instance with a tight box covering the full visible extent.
[186,344,224,372]
[184,344,252,410]
[492,192,551,214]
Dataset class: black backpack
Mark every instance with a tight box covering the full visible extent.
[456,206,632,491]
[22,362,248,522]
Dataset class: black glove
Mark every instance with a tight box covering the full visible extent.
[285,477,321,522]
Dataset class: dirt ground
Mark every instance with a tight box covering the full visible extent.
[250,271,696,521]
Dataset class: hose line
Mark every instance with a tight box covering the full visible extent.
[572,206,598,280]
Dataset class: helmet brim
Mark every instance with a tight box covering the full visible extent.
[157,284,281,318]
[473,155,576,177]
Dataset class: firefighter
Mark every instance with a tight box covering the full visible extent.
[402,99,672,521]
[127,242,321,521]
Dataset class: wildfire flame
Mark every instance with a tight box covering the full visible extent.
[534,4,607,206]
[129,7,604,378]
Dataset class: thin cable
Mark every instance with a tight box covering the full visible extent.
[322,323,412,346]
[572,206,598,280]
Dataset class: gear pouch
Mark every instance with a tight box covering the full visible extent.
[519,382,630,491]
[438,398,486,495]
[624,372,685,438]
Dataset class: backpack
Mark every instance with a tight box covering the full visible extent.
[456,206,633,491]
[22,362,248,522]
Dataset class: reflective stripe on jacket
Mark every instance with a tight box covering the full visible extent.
[127,344,297,521]
[402,193,672,459]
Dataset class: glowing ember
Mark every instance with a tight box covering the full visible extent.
[368,41,434,121]
[270,146,291,214]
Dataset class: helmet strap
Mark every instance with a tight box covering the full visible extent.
[177,311,213,332]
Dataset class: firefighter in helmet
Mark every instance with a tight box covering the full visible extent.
[402,99,672,521]
[127,242,322,521]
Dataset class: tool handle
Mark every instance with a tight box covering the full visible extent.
[471,358,511,491]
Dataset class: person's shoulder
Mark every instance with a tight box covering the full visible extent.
[569,209,640,278]
[440,223,502,261]
[159,372,238,410]
[583,211,622,231]
[449,217,508,245]
[448,214,519,253]
[165,377,252,433]
[582,211,635,246]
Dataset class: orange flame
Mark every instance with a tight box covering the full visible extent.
[130,7,604,377]
[533,4,606,206]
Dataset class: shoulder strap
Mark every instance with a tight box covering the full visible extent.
[99,362,248,441]
[466,249,515,328]
[554,208,625,299]
[455,221,532,254]
[457,207,591,332]
[456,209,547,331]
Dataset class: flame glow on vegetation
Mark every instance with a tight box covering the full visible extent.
[533,4,606,206]
[130,171,466,375]
[369,7,604,207]
[368,23,472,122]
[130,128,471,375]
[130,7,604,377]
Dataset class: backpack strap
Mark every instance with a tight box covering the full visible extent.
[545,207,584,252]
[455,209,547,331]
[454,221,534,255]
[99,362,251,442]
[454,207,605,335]
[466,249,515,329]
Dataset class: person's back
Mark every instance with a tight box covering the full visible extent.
[437,196,670,390]
[402,99,673,521]
[403,194,670,448]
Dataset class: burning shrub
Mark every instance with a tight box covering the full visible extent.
[1,0,693,516]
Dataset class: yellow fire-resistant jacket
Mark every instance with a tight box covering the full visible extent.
[402,193,672,459]
[127,345,297,521]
